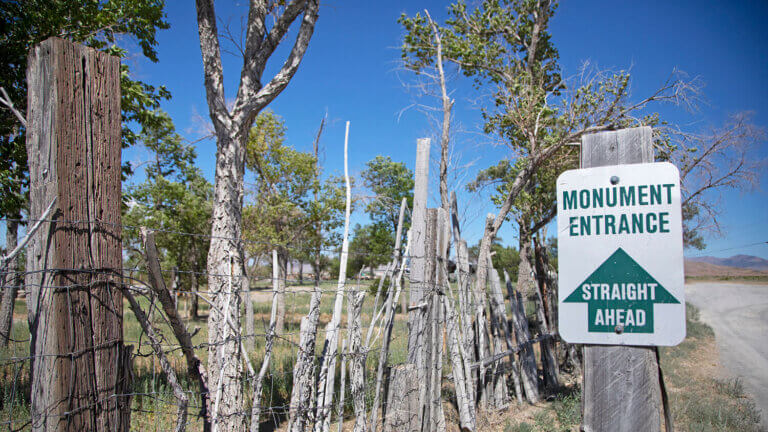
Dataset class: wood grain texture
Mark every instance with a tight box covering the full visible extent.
[407,138,430,361]
[347,290,367,432]
[506,273,540,404]
[288,289,322,432]
[486,263,511,408]
[383,365,420,432]
[25,38,127,431]
[580,126,662,432]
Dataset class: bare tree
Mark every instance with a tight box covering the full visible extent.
[194,1,319,429]
[663,113,763,249]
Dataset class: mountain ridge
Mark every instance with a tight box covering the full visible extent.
[687,254,768,271]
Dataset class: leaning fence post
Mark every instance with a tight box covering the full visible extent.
[580,127,663,432]
[25,37,129,431]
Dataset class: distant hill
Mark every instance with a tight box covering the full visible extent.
[684,260,768,277]
[687,254,768,272]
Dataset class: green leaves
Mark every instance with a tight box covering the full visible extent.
[243,110,347,264]
[0,0,170,218]
[347,223,394,276]
[123,110,213,275]
[361,156,414,234]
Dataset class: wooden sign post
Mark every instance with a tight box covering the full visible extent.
[26,38,128,431]
[578,127,665,432]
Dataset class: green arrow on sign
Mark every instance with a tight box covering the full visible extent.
[563,248,679,333]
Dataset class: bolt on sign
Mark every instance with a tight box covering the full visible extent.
[557,162,686,346]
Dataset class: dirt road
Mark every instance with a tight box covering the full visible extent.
[685,282,768,427]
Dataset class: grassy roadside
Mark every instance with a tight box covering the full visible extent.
[500,303,763,432]
[659,304,763,431]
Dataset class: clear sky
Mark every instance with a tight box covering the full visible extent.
[122,0,768,259]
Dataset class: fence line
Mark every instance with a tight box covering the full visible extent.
[1,216,559,432]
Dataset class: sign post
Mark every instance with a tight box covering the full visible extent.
[557,127,683,431]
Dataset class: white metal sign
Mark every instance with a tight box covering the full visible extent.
[557,162,686,346]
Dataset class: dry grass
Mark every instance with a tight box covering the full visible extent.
[2,285,758,432]
[659,304,763,432]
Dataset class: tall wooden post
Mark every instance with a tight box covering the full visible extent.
[580,127,662,432]
[25,38,128,431]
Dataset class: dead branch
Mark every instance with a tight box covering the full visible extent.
[0,198,56,269]
[123,288,189,432]
[0,87,26,127]
[140,228,210,429]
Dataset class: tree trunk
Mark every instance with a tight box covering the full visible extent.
[170,267,180,310]
[517,223,535,296]
[206,127,247,431]
[276,247,288,334]
[191,270,200,320]
[532,237,559,389]
[0,219,19,347]
[243,263,254,353]
[473,215,495,408]
[486,261,512,409]
[299,260,304,284]
[512,229,541,403]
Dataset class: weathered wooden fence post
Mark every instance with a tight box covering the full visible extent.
[25,37,128,431]
[580,126,663,432]
[405,138,432,431]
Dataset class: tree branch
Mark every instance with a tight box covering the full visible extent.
[1,198,56,269]
[0,87,26,127]
[233,0,318,125]
[195,0,231,131]
[123,288,189,432]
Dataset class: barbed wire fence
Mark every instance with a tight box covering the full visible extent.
[0,36,575,432]
[0,214,562,432]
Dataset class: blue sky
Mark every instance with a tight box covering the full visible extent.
[122,0,768,259]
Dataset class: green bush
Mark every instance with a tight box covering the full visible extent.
[368,277,390,296]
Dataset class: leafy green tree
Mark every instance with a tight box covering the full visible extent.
[295,173,347,283]
[469,237,520,276]
[123,111,213,319]
[243,110,346,332]
[347,223,393,277]
[0,0,170,221]
[469,148,575,293]
[401,0,689,297]
[361,156,414,235]
[357,156,413,270]
[244,110,317,259]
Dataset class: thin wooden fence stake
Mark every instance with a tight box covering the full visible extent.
[141,228,210,430]
[505,270,540,403]
[316,121,353,432]
[370,232,410,432]
[348,290,367,432]
[288,288,322,432]
[123,289,188,432]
